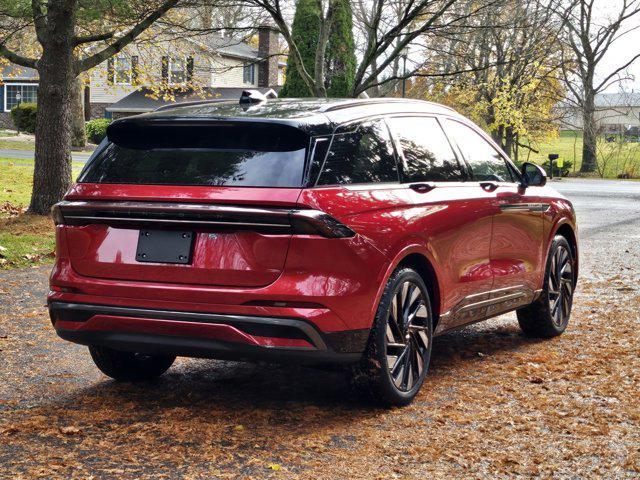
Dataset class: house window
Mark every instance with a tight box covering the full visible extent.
[113,56,132,85]
[243,64,255,84]
[169,57,186,85]
[4,84,38,112]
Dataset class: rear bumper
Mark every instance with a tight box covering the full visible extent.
[49,302,368,364]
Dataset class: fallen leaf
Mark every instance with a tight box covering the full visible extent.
[59,426,82,435]
[1,425,19,435]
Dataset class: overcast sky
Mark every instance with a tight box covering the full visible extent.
[595,0,640,93]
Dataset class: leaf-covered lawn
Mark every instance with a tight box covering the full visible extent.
[0,162,58,268]
[0,213,55,268]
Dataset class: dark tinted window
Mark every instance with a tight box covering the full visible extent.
[317,120,398,185]
[445,121,515,182]
[388,116,465,182]
[79,123,308,187]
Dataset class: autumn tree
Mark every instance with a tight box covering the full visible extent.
[0,0,182,214]
[561,0,640,173]
[412,0,567,159]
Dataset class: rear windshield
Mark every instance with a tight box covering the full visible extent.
[79,122,309,188]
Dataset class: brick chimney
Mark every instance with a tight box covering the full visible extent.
[258,24,279,88]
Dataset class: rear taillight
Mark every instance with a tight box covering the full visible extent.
[289,210,355,238]
[51,201,355,238]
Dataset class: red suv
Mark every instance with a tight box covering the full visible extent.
[49,97,578,405]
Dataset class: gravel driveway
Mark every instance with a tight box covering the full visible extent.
[1,179,638,479]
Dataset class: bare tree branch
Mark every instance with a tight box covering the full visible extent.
[75,0,181,73]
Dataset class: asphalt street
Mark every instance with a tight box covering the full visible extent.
[553,179,640,261]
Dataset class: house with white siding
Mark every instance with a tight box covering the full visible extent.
[0,25,283,128]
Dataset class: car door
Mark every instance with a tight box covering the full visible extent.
[443,119,546,317]
[386,116,497,333]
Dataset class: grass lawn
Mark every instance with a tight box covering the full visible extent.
[0,160,82,269]
[525,130,640,178]
[0,139,38,150]
[0,137,96,154]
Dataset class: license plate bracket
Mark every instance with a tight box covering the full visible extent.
[136,230,194,264]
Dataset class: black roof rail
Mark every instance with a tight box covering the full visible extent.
[154,99,231,112]
[319,98,457,113]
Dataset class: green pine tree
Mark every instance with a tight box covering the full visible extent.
[325,0,356,97]
[280,0,320,97]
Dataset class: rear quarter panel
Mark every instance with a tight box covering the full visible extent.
[297,184,496,326]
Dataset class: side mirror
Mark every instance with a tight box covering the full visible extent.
[521,162,547,187]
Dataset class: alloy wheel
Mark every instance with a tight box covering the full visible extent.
[384,280,430,392]
[548,245,574,327]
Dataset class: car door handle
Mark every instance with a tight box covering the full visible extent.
[409,183,436,193]
[480,181,499,191]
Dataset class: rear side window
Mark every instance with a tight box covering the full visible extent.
[79,123,309,188]
[387,116,465,182]
[444,120,515,182]
[316,120,398,186]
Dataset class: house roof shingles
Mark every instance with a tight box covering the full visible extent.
[1,64,39,81]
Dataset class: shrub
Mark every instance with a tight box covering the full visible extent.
[86,118,111,144]
[10,103,37,134]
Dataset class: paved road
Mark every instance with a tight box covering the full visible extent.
[0,178,638,478]
[552,178,640,247]
[0,148,92,162]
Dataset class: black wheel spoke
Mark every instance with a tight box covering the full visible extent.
[410,335,423,382]
[548,245,573,327]
[401,341,413,390]
[387,295,403,342]
[385,278,431,393]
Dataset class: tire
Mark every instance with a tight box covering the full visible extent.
[517,235,575,338]
[89,345,175,381]
[352,267,433,407]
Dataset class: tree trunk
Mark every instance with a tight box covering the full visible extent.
[368,58,381,97]
[314,9,332,97]
[580,90,597,173]
[504,126,515,159]
[492,124,503,149]
[70,77,86,149]
[28,1,77,215]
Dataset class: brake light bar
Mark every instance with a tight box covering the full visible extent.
[51,201,355,238]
